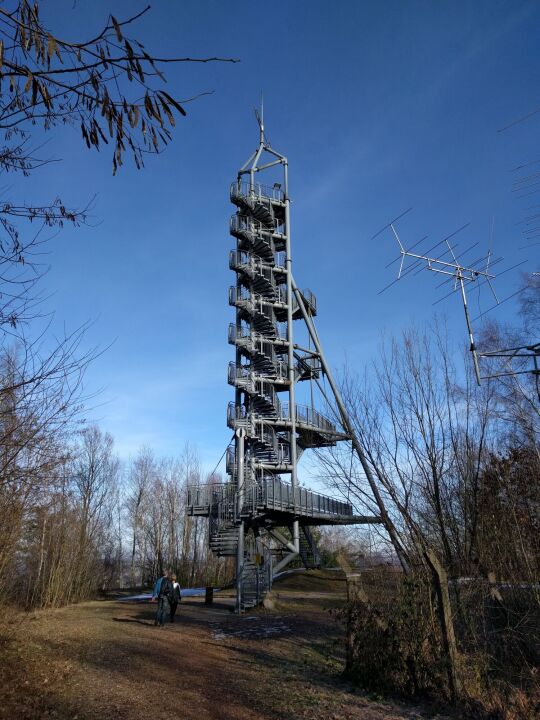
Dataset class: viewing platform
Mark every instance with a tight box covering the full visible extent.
[186,478,380,526]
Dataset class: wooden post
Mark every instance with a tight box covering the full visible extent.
[343,572,360,672]
[424,549,461,700]
[205,586,214,605]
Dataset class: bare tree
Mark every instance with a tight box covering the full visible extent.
[0,339,86,601]
[70,425,119,599]
[318,318,539,701]
[125,447,154,586]
[0,2,237,607]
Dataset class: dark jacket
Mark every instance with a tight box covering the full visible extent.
[152,576,173,600]
[171,582,181,603]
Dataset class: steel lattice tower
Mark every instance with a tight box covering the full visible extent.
[187,117,380,612]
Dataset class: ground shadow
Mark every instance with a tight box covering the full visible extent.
[112,616,155,626]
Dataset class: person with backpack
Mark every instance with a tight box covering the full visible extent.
[169,574,181,623]
[152,570,173,627]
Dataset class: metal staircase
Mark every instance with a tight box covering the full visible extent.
[209,518,239,557]
[299,526,322,569]
[186,118,381,613]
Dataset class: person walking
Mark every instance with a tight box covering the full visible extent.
[152,570,173,627]
[169,574,181,623]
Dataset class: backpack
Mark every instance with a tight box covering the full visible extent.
[159,577,173,599]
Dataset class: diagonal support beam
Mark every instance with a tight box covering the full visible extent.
[291,276,409,571]
[267,528,297,554]
[273,551,298,575]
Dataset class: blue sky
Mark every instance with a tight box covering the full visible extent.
[18,0,540,471]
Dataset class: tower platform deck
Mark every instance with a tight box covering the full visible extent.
[186,479,381,527]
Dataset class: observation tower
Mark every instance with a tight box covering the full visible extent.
[187,115,380,612]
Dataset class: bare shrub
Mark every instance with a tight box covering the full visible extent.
[344,568,448,698]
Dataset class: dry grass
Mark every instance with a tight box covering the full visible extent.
[0,570,450,720]
[273,568,347,593]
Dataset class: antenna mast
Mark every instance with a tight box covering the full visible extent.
[381,215,538,397]
[389,220,498,384]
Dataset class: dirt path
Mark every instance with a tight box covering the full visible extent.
[0,574,447,720]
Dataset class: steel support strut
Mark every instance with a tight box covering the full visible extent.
[284,160,300,563]
[291,277,410,571]
[235,428,245,614]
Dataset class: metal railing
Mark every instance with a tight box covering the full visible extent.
[280,402,338,435]
[229,248,249,269]
[228,285,248,305]
[230,214,258,238]
[229,286,288,314]
[228,327,283,369]
[187,482,235,509]
[275,251,286,267]
[227,363,283,410]
[229,284,315,320]
[228,358,287,384]
[227,401,249,429]
[226,443,291,475]
[272,286,287,305]
[228,361,250,385]
[227,399,339,436]
[231,180,285,203]
[228,325,270,347]
[229,286,277,307]
[259,477,353,516]
[227,406,280,449]
[230,214,285,238]
[228,323,287,344]
[188,477,353,519]
[297,288,317,315]
[225,444,236,474]
[296,354,322,379]
[229,250,276,285]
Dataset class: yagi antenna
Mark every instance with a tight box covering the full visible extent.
[387,219,500,385]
